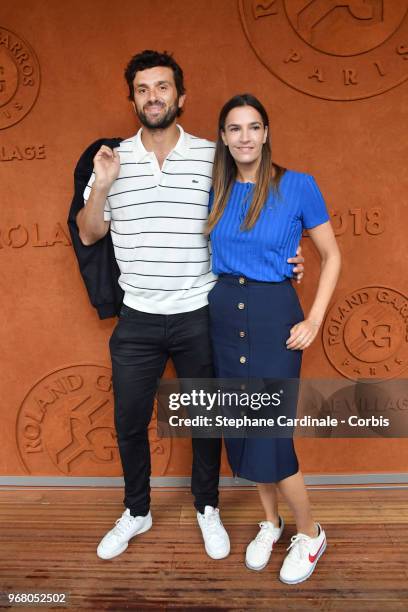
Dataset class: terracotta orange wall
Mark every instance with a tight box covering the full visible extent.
[1,0,407,478]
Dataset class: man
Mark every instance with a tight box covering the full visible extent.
[77,50,304,561]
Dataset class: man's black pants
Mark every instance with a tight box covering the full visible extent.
[109,303,221,516]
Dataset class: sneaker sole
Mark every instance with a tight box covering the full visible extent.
[204,544,230,560]
[97,540,129,560]
[97,516,153,560]
[245,557,270,571]
[279,540,327,584]
[245,518,285,572]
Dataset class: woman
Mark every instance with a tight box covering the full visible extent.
[207,94,341,584]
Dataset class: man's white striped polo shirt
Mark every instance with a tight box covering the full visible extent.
[84,125,217,314]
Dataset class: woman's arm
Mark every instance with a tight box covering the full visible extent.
[286,221,341,350]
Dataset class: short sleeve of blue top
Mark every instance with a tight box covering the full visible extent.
[209,170,330,282]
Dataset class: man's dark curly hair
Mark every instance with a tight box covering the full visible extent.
[124,49,185,110]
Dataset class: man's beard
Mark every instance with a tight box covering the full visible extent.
[137,99,179,130]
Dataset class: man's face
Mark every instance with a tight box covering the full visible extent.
[132,66,185,130]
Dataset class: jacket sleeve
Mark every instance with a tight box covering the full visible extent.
[67,137,124,319]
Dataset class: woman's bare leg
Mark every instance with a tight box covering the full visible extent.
[276,470,317,537]
[257,483,280,525]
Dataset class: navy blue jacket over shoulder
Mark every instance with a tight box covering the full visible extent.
[67,137,124,319]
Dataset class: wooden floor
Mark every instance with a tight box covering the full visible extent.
[0,487,407,611]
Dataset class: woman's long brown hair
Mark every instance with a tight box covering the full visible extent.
[207,94,285,233]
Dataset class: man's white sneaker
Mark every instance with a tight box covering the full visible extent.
[97,509,152,560]
[279,523,326,584]
[197,506,230,560]
[245,516,284,571]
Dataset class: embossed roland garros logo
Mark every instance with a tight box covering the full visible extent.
[16,364,171,476]
[323,287,408,380]
[0,27,40,129]
[239,0,408,100]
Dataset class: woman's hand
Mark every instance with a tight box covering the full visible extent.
[286,319,320,350]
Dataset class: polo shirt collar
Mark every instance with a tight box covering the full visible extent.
[132,124,189,162]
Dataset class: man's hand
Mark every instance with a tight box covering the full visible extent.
[94,145,120,188]
[76,145,119,246]
[287,245,304,284]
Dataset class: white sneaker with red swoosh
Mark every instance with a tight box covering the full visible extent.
[279,524,326,584]
[245,516,284,571]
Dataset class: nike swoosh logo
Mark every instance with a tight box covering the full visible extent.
[309,539,325,563]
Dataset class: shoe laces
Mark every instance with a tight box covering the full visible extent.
[254,522,276,549]
[286,533,312,561]
[203,508,222,534]
[112,511,136,538]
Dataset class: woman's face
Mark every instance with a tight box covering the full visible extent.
[221,105,268,167]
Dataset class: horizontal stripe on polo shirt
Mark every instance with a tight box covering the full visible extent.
[83,126,217,315]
